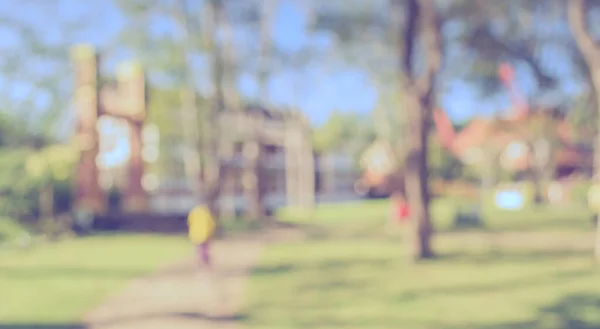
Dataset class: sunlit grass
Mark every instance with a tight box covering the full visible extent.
[251,200,600,329]
[0,234,189,325]
[245,230,600,329]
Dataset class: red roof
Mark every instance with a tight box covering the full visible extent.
[435,110,592,169]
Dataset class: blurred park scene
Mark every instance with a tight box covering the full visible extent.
[4,0,600,328]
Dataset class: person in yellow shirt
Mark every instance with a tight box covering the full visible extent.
[187,204,216,269]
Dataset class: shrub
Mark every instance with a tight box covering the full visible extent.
[0,216,28,243]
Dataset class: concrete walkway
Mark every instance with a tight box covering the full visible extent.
[83,238,265,329]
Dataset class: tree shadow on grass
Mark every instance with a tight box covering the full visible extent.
[396,267,595,303]
[172,312,247,321]
[438,248,593,264]
[252,247,590,280]
[252,258,393,277]
[282,293,600,329]
[450,293,600,329]
[395,248,596,302]
[252,264,295,276]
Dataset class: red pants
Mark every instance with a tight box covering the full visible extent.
[196,242,211,266]
[396,203,410,223]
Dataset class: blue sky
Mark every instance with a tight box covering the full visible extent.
[0,0,586,128]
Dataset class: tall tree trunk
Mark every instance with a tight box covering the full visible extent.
[243,0,277,221]
[531,138,552,205]
[40,183,55,238]
[220,6,240,221]
[222,8,242,112]
[404,93,434,259]
[243,140,264,221]
[205,0,226,233]
[258,0,276,103]
[396,0,442,261]
[177,0,202,196]
[178,0,225,233]
[568,0,600,261]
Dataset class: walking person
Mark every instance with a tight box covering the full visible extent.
[187,203,228,313]
[187,203,216,270]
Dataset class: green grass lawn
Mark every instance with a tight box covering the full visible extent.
[277,197,595,233]
[248,200,600,329]
[246,235,600,329]
[0,234,189,327]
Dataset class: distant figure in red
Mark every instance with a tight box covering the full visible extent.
[396,196,410,222]
[389,192,410,227]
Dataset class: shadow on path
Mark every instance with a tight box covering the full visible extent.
[83,238,264,329]
[87,311,247,327]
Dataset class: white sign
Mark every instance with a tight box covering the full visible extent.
[494,189,525,210]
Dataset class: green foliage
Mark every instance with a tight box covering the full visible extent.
[0,216,27,243]
[446,0,564,98]
[374,84,405,142]
[0,140,78,223]
[0,148,39,216]
[429,136,464,180]
[568,91,597,142]
[53,179,74,215]
[311,1,395,72]
[25,142,79,184]
[0,0,86,138]
[311,111,376,164]
[453,208,485,229]
[572,180,593,205]
[145,86,211,176]
[0,113,30,147]
[312,113,343,152]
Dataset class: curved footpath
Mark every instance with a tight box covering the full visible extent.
[83,235,268,329]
